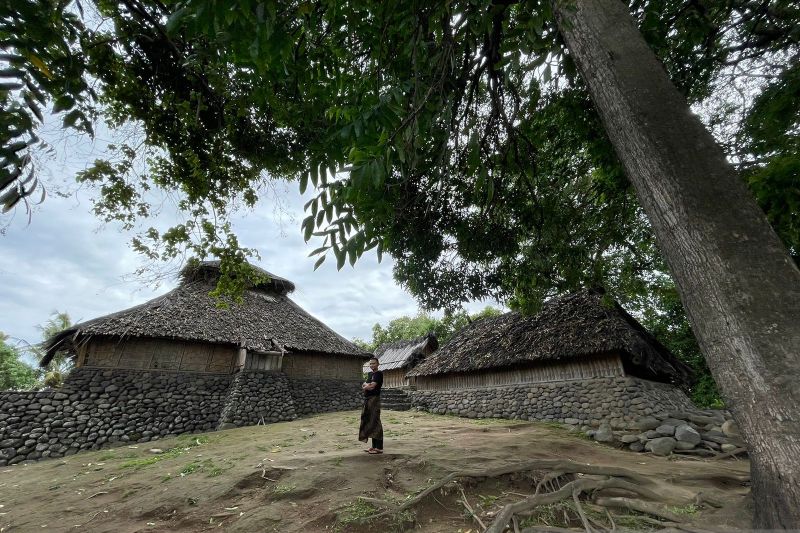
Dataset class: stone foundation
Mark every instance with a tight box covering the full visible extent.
[409,376,697,428]
[289,378,364,416]
[217,372,297,429]
[0,367,363,466]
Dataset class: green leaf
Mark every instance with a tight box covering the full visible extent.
[313,255,326,270]
[302,215,314,241]
[299,172,309,194]
[165,7,188,33]
[62,109,82,129]
[335,248,346,270]
[52,95,75,113]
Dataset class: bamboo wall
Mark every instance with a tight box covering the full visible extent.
[281,352,364,380]
[413,353,624,391]
[383,369,408,389]
[80,338,236,373]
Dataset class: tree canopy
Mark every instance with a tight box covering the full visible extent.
[0,332,37,390]
[354,306,502,352]
[2,1,797,309]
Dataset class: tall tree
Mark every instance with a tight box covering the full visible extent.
[551,1,799,525]
[356,307,501,352]
[28,311,73,387]
[0,332,37,390]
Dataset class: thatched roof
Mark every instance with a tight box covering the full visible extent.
[364,333,439,372]
[407,290,692,384]
[42,261,367,366]
[181,260,296,295]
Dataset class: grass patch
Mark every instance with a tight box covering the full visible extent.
[180,461,203,475]
[519,500,661,531]
[272,484,297,498]
[478,494,499,507]
[98,452,117,461]
[667,503,699,515]
[471,417,524,426]
[335,499,377,530]
[120,436,209,470]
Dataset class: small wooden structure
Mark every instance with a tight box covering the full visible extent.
[365,333,438,388]
[43,261,368,378]
[407,290,692,391]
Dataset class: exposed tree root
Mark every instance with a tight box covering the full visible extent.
[459,485,486,530]
[359,458,722,531]
[593,496,687,522]
[710,448,747,461]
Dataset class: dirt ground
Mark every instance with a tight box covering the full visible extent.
[0,410,752,532]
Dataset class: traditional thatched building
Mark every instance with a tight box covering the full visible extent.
[406,290,696,428]
[408,290,691,389]
[43,261,366,379]
[365,333,438,388]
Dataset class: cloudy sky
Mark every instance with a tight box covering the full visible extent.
[0,183,412,349]
[0,128,496,353]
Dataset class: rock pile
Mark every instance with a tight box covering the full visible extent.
[581,410,745,457]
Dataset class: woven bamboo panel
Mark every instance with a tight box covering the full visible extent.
[416,353,624,391]
[81,338,235,373]
[282,352,362,380]
[382,369,407,388]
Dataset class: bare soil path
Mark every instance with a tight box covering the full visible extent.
[0,411,751,532]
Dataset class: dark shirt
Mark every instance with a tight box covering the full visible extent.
[364,370,383,398]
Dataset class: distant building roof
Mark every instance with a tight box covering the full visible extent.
[364,333,439,372]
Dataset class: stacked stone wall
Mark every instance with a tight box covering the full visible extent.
[288,378,363,415]
[217,371,297,428]
[409,376,696,429]
[1,369,366,466]
[0,367,232,466]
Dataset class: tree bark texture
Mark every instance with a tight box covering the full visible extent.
[553,0,800,528]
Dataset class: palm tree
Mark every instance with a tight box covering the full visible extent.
[30,311,74,388]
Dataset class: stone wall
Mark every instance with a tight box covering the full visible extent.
[409,376,697,429]
[0,369,364,466]
[217,371,297,428]
[0,368,232,466]
[288,378,363,416]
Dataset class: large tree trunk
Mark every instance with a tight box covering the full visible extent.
[553,0,800,528]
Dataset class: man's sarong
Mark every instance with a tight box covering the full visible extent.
[358,396,383,442]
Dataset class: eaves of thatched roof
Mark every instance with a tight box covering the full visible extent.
[42,263,368,366]
[407,290,693,385]
[365,333,439,372]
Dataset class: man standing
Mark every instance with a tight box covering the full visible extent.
[359,357,383,454]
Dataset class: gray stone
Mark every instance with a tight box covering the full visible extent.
[721,443,739,453]
[634,416,660,431]
[594,424,614,443]
[646,437,676,456]
[674,425,701,445]
[675,441,697,451]
[628,441,645,452]
[655,424,675,436]
[620,434,640,444]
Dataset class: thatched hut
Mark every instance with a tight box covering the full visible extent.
[405,290,698,428]
[365,333,438,388]
[43,261,367,379]
[407,290,692,390]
